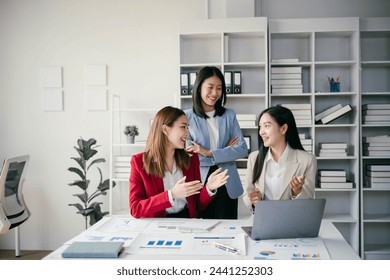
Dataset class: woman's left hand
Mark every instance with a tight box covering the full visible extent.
[290,175,305,196]
[206,167,229,191]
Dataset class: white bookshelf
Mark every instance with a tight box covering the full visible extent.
[359,17,390,260]
[268,18,360,253]
[108,94,159,215]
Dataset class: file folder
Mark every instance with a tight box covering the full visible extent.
[180,73,189,95]
[61,241,125,258]
[189,72,197,95]
[224,71,233,94]
[233,71,241,94]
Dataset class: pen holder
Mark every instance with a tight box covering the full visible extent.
[330,82,340,92]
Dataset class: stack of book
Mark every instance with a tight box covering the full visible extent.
[114,155,132,179]
[279,103,312,126]
[236,114,256,128]
[362,135,390,157]
[365,165,390,189]
[318,142,348,157]
[270,63,303,94]
[318,169,353,189]
[299,133,313,154]
[362,103,390,124]
[314,103,352,124]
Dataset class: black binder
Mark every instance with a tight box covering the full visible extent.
[189,72,197,95]
[180,73,189,95]
[233,71,242,94]
[224,71,233,94]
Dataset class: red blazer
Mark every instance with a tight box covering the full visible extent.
[129,152,214,218]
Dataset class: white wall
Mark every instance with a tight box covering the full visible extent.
[0,0,207,250]
[0,0,389,251]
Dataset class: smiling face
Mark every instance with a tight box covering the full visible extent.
[164,114,189,150]
[200,75,222,112]
[259,112,288,149]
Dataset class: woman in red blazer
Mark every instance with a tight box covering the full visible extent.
[129,106,229,218]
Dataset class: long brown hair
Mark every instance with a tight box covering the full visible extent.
[143,106,190,177]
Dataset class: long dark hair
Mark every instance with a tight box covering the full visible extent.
[143,106,190,177]
[192,66,227,118]
[252,105,304,184]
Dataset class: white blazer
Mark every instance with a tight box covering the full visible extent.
[242,148,317,212]
[185,108,248,199]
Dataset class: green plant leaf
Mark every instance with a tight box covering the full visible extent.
[88,191,105,203]
[83,149,98,161]
[87,158,105,171]
[98,179,114,192]
[76,208,95,217]
[73,193,88,203]
[68,167,85,180]
[68,203,84,212]
[68,179,89,191]
[71,157,86,171]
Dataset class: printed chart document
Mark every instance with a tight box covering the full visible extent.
[64,230,139,247]
[142,219,220,233]
[249,237,330,260]
[127,232,246,256]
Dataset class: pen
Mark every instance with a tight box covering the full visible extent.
[214,242,240,255]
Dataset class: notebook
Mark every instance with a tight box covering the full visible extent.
[61,241,125,258]
[242,199,326,240]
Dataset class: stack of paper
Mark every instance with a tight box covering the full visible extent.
[318,169,353,189]
[362,104,390,124]
[299,133,313,154]
[365,165,390,189]
[318,142,348,157]
[279,103,312,126]
[271,65,303,94]
[363,135,390,157]
[114,155,131,179]
[237,114,256,128]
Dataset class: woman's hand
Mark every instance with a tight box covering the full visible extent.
[171,176,203,199]
[290,175,305,196]
[248,188,262,206]
[206,167,229,191]
[186,140,212,157]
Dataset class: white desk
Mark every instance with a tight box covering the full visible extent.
[44,216,360,260]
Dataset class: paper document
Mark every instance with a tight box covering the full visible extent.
[250,237,330,260]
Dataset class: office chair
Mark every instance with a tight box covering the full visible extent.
[0,155,30,257]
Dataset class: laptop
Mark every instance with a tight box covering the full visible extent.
[242,198,326,240]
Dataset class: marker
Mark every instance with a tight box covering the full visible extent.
[214,241,240,255]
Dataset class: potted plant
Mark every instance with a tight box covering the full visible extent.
[124,125,139,144]
[68,137,116,229]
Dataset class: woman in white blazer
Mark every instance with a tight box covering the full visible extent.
[243,105,317,214]
[185,66,248,219]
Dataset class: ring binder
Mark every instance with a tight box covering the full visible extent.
[180,73,189,95]
[224,71,233,94]
[233,71,241,94]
